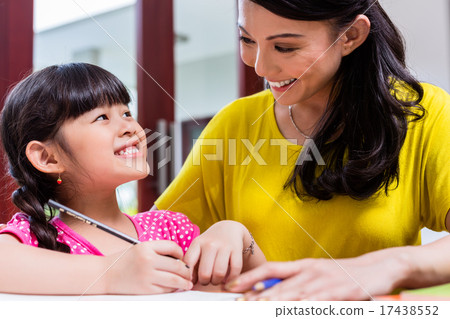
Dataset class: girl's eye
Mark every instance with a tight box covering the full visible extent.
[123,111,132,118]
[239,36,255,45]
[275,46,298,53]
[95,114,109,121]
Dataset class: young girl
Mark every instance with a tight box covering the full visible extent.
[0,63,265,295]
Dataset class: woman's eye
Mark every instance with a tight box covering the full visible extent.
[95,114,109,121]
[123,111,132,118]
[239,36,255,45]
[275,46,298,53]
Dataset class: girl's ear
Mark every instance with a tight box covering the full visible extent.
[340,14,371,57]
[25,141,64,174]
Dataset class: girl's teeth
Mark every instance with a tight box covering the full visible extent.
[116,147,138,156]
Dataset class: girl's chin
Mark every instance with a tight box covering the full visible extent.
[132,168,149,180]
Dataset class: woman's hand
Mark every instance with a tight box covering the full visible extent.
[184,220,253,286]
[225,249,411,301]
[104,240,193,295]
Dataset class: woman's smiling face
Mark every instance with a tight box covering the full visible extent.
[58,104,149,191]
[238,0,346,108]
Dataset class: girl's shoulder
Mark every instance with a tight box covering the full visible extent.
[0,213,37,246]
[131,210,200,253]
[0,213,100,255]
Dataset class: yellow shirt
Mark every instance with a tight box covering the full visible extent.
[156,83,450,262]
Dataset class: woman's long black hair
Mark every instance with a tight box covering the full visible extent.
[0,63,130,252]
[251,0,424,200]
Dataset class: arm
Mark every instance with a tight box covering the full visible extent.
[0,234,192,295]
[405,208,450,288]
[184,220,266,286]
[225,209,450,301]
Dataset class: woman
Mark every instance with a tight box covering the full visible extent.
[156,0,450,300]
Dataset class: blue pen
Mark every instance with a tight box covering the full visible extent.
[253,278,282,291]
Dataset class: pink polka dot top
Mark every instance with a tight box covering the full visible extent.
[0,210,200,255]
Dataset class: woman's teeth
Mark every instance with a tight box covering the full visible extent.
[115,147,139,156]
[268,78,296,88]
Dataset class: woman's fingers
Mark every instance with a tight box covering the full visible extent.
[234,258,379,301]
[225,261,302,292]
[243,273,313,301]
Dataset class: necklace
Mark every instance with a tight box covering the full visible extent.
[288,105,310,139]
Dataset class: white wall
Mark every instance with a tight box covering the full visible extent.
[381,0,450,92]
[174,0,239,122]
[175,53,238,122]
[34,6,136,89]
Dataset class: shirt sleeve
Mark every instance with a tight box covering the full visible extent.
[419,84,450,231]
[0,213,38,246]
[134,210,200,253]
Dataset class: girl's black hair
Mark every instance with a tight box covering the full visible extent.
[0,63,130,252]
[251,0,424,200]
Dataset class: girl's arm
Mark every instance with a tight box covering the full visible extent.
[226,210,450,301]
[183,220,266,286]
[0,234,193,295]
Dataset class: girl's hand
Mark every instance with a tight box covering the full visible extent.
[104,240,193,295]
[183,220,251,286]
[226,250,410,301]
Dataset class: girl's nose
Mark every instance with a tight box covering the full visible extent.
[119,118,137,137]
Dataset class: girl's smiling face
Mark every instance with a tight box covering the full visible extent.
[58,104,148,191]
[238,0,345,108]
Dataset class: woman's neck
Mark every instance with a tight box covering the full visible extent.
[275,95,328,143]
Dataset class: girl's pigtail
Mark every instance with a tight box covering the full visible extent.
[12,180,70,253]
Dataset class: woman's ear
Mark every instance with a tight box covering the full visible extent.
[341,14,371,56]
[25,141,63,174]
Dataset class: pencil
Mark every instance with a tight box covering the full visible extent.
[48,199,140,244]
[253,278,282,291]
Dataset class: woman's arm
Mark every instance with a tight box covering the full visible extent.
[0,234,192,295]
[225,209,450,301]
[406,208,450,288]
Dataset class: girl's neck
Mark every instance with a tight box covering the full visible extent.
[59,190,123,224]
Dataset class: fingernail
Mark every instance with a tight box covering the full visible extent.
[177,259,190,269]
[225,279,239,290]
[235,296,246,301]
[253,281,264,291]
